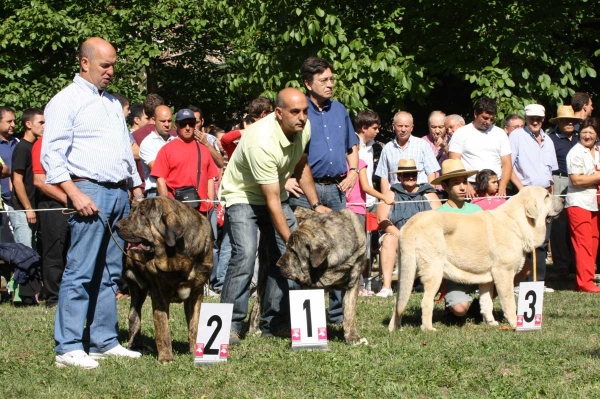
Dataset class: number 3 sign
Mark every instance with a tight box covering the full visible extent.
[516,281,545,331]
[289,289,328,350]
[194,303,233,365]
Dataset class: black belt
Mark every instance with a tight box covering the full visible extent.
[553,172,568,178]
[314,174,346,185]
[71,176,128,187]
[145,188,157,193]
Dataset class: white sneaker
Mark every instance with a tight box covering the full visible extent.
[376,288,394,298]
[89,344,142,360]
[56,350,99,369]
[544,287,555,293]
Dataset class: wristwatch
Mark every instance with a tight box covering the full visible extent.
[349,167,359,174]
[311,201,323,210]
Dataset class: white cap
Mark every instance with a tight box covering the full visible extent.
[525,104,545,117]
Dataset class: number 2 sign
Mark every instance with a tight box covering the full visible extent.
[194,303,233,365]
[289,289,328,350]
[516,282,545,332]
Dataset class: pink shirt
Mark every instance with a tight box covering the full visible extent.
[471,196,506,210]
[346,159,368,215]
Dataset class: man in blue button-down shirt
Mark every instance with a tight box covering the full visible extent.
[289,56,359,324]
[43,37,144,369]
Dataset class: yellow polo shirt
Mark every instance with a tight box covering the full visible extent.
[219,112,311,206]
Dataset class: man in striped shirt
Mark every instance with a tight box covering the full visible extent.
[42,37,144,369]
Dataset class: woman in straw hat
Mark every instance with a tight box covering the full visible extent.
[375,159,441,298]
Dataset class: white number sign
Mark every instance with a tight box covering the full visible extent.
[516,282,545,332]
[194,303,233,365]
[289,289,328,350]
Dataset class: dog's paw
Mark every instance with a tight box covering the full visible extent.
[487,320,499,326]
[353,337,369,346]
[420,325,437,332]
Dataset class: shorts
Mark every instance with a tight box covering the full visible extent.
[444,280,476,308]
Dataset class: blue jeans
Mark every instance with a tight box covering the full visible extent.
[8,205,35,248]
[212,215,232,292]
[290,183,346,323]
[220,202,297,334]
[54,181,129,354]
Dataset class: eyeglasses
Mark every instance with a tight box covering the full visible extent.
[316,77,336,85]
[400,173,418,179]
[178,121,196,128]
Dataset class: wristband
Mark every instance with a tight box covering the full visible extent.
[311,201,323,210]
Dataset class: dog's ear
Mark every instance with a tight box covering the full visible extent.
[309,242,328,268]
[524,198,538,220]
[162,212,184,246]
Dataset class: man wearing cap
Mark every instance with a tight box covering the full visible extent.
[431,159,482,319]
[376,159,441,297]
[138,105,175,198]
[448,96,512,199]
[509,104,558,288]
[375,111,440,194]
[547,105,582,275]
[151,108,219,215]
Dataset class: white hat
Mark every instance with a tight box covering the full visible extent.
[525,104,545,117]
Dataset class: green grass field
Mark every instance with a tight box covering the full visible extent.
[1,289,600,398]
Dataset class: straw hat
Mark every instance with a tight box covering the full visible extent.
[389,159,421,174]
[549,105,583,124]
[430,159,478,185]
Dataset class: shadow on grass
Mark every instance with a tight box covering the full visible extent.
[117,328,192,359]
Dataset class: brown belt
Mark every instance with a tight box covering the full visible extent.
[70,176,127,188]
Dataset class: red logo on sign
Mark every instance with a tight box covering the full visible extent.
[517,315,524,327]
[291,328,301,341]
[534,314,542,326]
[219,344,229,359]
[195,343,204,357]
[318,327,327,341]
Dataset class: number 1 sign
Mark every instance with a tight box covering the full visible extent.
[194,303,233,365]
[516,281,545,332]
[289,289,328,350]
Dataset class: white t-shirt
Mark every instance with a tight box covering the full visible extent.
[139,132,175,190]
[448,122,511,182]
[566,142,600,212]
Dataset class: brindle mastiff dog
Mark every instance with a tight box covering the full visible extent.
[115,197,213,363]
[277,208,366,344]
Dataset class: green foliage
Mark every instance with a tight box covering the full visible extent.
[1,0,599,129]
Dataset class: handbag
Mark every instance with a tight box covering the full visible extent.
[174,142,202,208]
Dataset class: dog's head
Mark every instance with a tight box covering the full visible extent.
[519,186,564,224]
[116,197,186,255]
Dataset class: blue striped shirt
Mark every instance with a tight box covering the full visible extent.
[375,135,440,185]
[42,74,142,187]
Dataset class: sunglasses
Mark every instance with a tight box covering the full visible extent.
[400,172,418,179]
[178,121,196,128]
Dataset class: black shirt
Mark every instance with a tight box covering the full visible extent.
[10,139,35,210]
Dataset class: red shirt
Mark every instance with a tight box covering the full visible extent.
[220,130,241,159]
[151,138,219,212]
[32,139,65,196]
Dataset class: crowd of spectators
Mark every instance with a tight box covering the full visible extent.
[0,36,598,368]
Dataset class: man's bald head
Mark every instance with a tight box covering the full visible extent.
[275,88,309,137]
[154,105,172,137]
[78,37,117,92]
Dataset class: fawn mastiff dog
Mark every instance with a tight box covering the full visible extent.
[388,186,563,332]
[115,197,213,363]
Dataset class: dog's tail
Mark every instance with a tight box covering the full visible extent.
[389,231,417,332]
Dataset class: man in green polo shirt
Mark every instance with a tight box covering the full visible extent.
[219,87,329,343]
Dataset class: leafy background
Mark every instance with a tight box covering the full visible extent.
[1,0,599,137]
